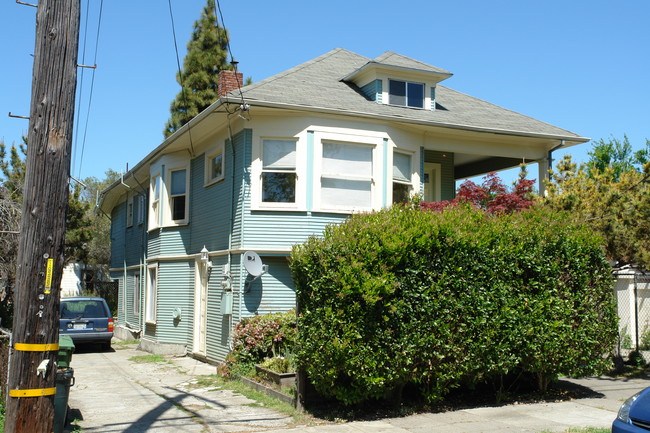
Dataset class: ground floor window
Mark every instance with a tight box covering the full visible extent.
[145,266,157,324]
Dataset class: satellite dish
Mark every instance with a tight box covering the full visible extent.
[243,251,266,277]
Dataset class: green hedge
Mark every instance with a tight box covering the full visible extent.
[290,205,618,404]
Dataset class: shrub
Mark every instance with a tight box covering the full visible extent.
[291,205,618,405]
[230,310,296,365]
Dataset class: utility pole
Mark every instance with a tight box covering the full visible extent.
[5,0,80,431]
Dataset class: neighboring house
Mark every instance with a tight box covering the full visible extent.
[61,262,83,298]
[98,48,588,362]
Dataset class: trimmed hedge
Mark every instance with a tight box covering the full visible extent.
[290,205,618,405]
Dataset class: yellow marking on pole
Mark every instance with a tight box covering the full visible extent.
[9,387,56,398]
[44,257,54,294]
[14,343,59,352]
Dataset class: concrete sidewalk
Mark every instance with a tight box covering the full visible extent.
[66,343,648,432]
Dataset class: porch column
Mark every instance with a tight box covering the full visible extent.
[537,156,551,196]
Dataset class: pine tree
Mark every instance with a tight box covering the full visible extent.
[164,0,231,138]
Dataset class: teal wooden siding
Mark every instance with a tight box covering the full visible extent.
[123,269,143,330]
[424,150,455,200]
[189,152,232,253]
[110,202,126,269]
[153,260,194,345]
[360,79,382,103]
[430,86,436,110]
[243,212,346,249]
[231,129,252,250]
[244,256,295,315]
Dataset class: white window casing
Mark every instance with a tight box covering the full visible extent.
[145,264,157,324]
[205,143,225,186]
[255,138,302,209]
[148,153,190,230]
[392,150,413,204]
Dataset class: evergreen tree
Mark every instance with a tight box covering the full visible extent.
[164,0,231,138]
[545,136,650,268]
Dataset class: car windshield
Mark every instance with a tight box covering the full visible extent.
[61,300,107,319]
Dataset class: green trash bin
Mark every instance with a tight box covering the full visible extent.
[57,335,75,368]
[53,367,75,433]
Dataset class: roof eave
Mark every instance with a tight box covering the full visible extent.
[232,98,589,144]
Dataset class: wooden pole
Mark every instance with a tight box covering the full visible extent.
[5,0,80,431]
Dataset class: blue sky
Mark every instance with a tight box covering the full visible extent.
[1,0,648,185]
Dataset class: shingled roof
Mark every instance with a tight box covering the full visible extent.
[231,48,586,141]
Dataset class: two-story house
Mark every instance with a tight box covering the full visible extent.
[98,48,588,362]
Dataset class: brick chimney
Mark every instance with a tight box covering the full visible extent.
[218,70,243,98]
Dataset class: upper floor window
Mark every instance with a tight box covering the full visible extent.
[392,151,412,204]
[321,142,373,210]
[148,154,190,230]
[205,145,225,186]
[170,169,187,221]
[389,80,424,108]
[262,139,296,203]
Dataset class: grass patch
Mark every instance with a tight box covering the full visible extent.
[128,354,168,364]
[113,339,139,347]
[190,374,315,426]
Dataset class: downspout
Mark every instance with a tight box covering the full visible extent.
[226,119,238,345]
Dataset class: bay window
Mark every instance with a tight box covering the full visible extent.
[321,142,373,210]
[392,151,412,204]
[170,169,187,221]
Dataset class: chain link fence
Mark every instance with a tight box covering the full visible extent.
[615,272,650,358]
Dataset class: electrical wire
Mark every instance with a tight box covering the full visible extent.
[167,0,195,156]
[77,0,104,180]
[71,0,91,178]
[213,0,249,114]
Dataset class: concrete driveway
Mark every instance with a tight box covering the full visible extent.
[64,342,294,432]
[64,341,650,432]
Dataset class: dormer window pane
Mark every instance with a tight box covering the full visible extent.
[407,82,424,108]
[389,80,424,108]
[389,80,406,106]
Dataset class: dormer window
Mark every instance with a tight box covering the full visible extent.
[389,80,424,108]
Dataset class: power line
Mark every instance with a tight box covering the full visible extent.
[167,0,195,156]
[76,0,104,180]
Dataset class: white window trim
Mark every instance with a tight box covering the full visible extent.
[168,166,189,224]
[149,175,161,230]
[145,264,158,324]
[204,143,225,187]
[133,271,141,316]
[252,137,305,211]
[392,149,415,204]
[148,154,190,230]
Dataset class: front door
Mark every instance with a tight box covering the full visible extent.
[193,262,208,355]
[423,162,441,202]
